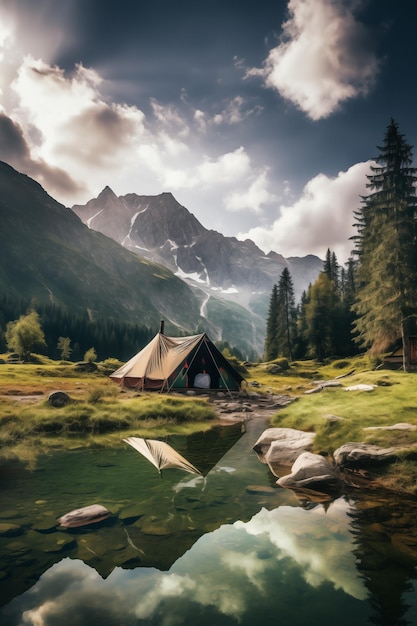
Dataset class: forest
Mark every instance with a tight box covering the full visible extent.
[264,119,417,371]
[0,295,154,363]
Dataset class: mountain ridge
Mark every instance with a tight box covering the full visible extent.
[72,188,323,315]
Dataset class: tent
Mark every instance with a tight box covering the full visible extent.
[109,330,245,392]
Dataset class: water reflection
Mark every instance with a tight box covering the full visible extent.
[1,498,370,626]
[2,418,417,625]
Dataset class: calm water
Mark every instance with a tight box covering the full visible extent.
[1,417,417,626]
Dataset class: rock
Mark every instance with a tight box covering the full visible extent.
[48,391,71,407]
[323,414,346,424]
[364,423,417,432]
[306,381,342,394]
[277,452,341,492]
[304,386,323,394]
[253,428,315,465]
[344,384,376,392]
[333,442,401,468]
[74,361,98,373]
[58,504,112,528]
[0,522,24,537]
[44,534,76,553]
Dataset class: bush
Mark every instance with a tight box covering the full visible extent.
[88,387,105,404]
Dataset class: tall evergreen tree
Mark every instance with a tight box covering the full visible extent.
[276,268,296,360]
[352,119,417,370]
[264,283,279,360]
[303,274,339,360]
[294,289,309,358]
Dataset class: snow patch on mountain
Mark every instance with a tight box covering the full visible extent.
[122,211,142,246]
[87,208,104,228]
[165,239,179,251]
[211,285,239,295]
[175,267,208,284]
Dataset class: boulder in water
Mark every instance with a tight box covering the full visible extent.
[58,504,112,528]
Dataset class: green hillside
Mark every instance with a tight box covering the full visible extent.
[0,162,265,353]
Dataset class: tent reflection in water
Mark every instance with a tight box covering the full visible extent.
[109,323,245,393]
[123,436,202,476]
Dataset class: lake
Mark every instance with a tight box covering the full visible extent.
[1,416,417,626]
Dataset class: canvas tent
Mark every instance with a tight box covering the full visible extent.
[109,331,245,392]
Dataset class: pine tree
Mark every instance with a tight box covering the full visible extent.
[352,119,417,370]
[303,274,339,360]
[276,268,296,360]
[264,284,279,360]
[294,289,309,358]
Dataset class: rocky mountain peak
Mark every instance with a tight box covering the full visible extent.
[71,189,323,317]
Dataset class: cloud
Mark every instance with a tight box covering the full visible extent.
[12,57,146,167]
[248,0,379,120]
[236,500,367,600]
[0,111,29,161]
[0,44,272,215]
[0,111,83,196]
[239,161,372,263]
[225,168,276,213]
[197,146,251,185]
[191,95,262,133]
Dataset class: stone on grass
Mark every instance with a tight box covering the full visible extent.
[363,423,417,432]
[333,442,401,468]
[344,384,376,392]
[48,391,70,407]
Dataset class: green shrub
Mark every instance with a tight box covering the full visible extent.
[88,387,105,404]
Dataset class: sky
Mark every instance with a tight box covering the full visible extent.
[0,0,415,264]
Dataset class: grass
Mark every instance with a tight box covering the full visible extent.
[248,355,417,494]
[3,352,417,493]
[0,354,218,459]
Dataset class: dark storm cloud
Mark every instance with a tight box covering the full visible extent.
[0,112,29,161]
[0,113,83,199]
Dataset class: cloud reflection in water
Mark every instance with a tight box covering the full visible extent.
[4,497,368,626]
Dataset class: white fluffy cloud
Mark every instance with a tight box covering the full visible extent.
[225,168,276,213]
[248,0,379,120]
[0,41,274,215]
[239,161,372,263]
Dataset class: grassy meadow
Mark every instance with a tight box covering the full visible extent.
[2,352,417,492]
[247,355,417,493]
[0,355,218,462]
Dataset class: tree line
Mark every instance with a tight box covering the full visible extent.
[264,251,357,362]
[0,295,153,362]
[264,119,417,371]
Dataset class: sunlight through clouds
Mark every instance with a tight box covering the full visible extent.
[1,45,275,218]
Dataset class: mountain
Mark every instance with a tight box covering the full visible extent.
[0,162,267,356]
[72,189,323,318]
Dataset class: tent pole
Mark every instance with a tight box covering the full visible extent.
[205,339,234,398]
[166,346,201,393]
